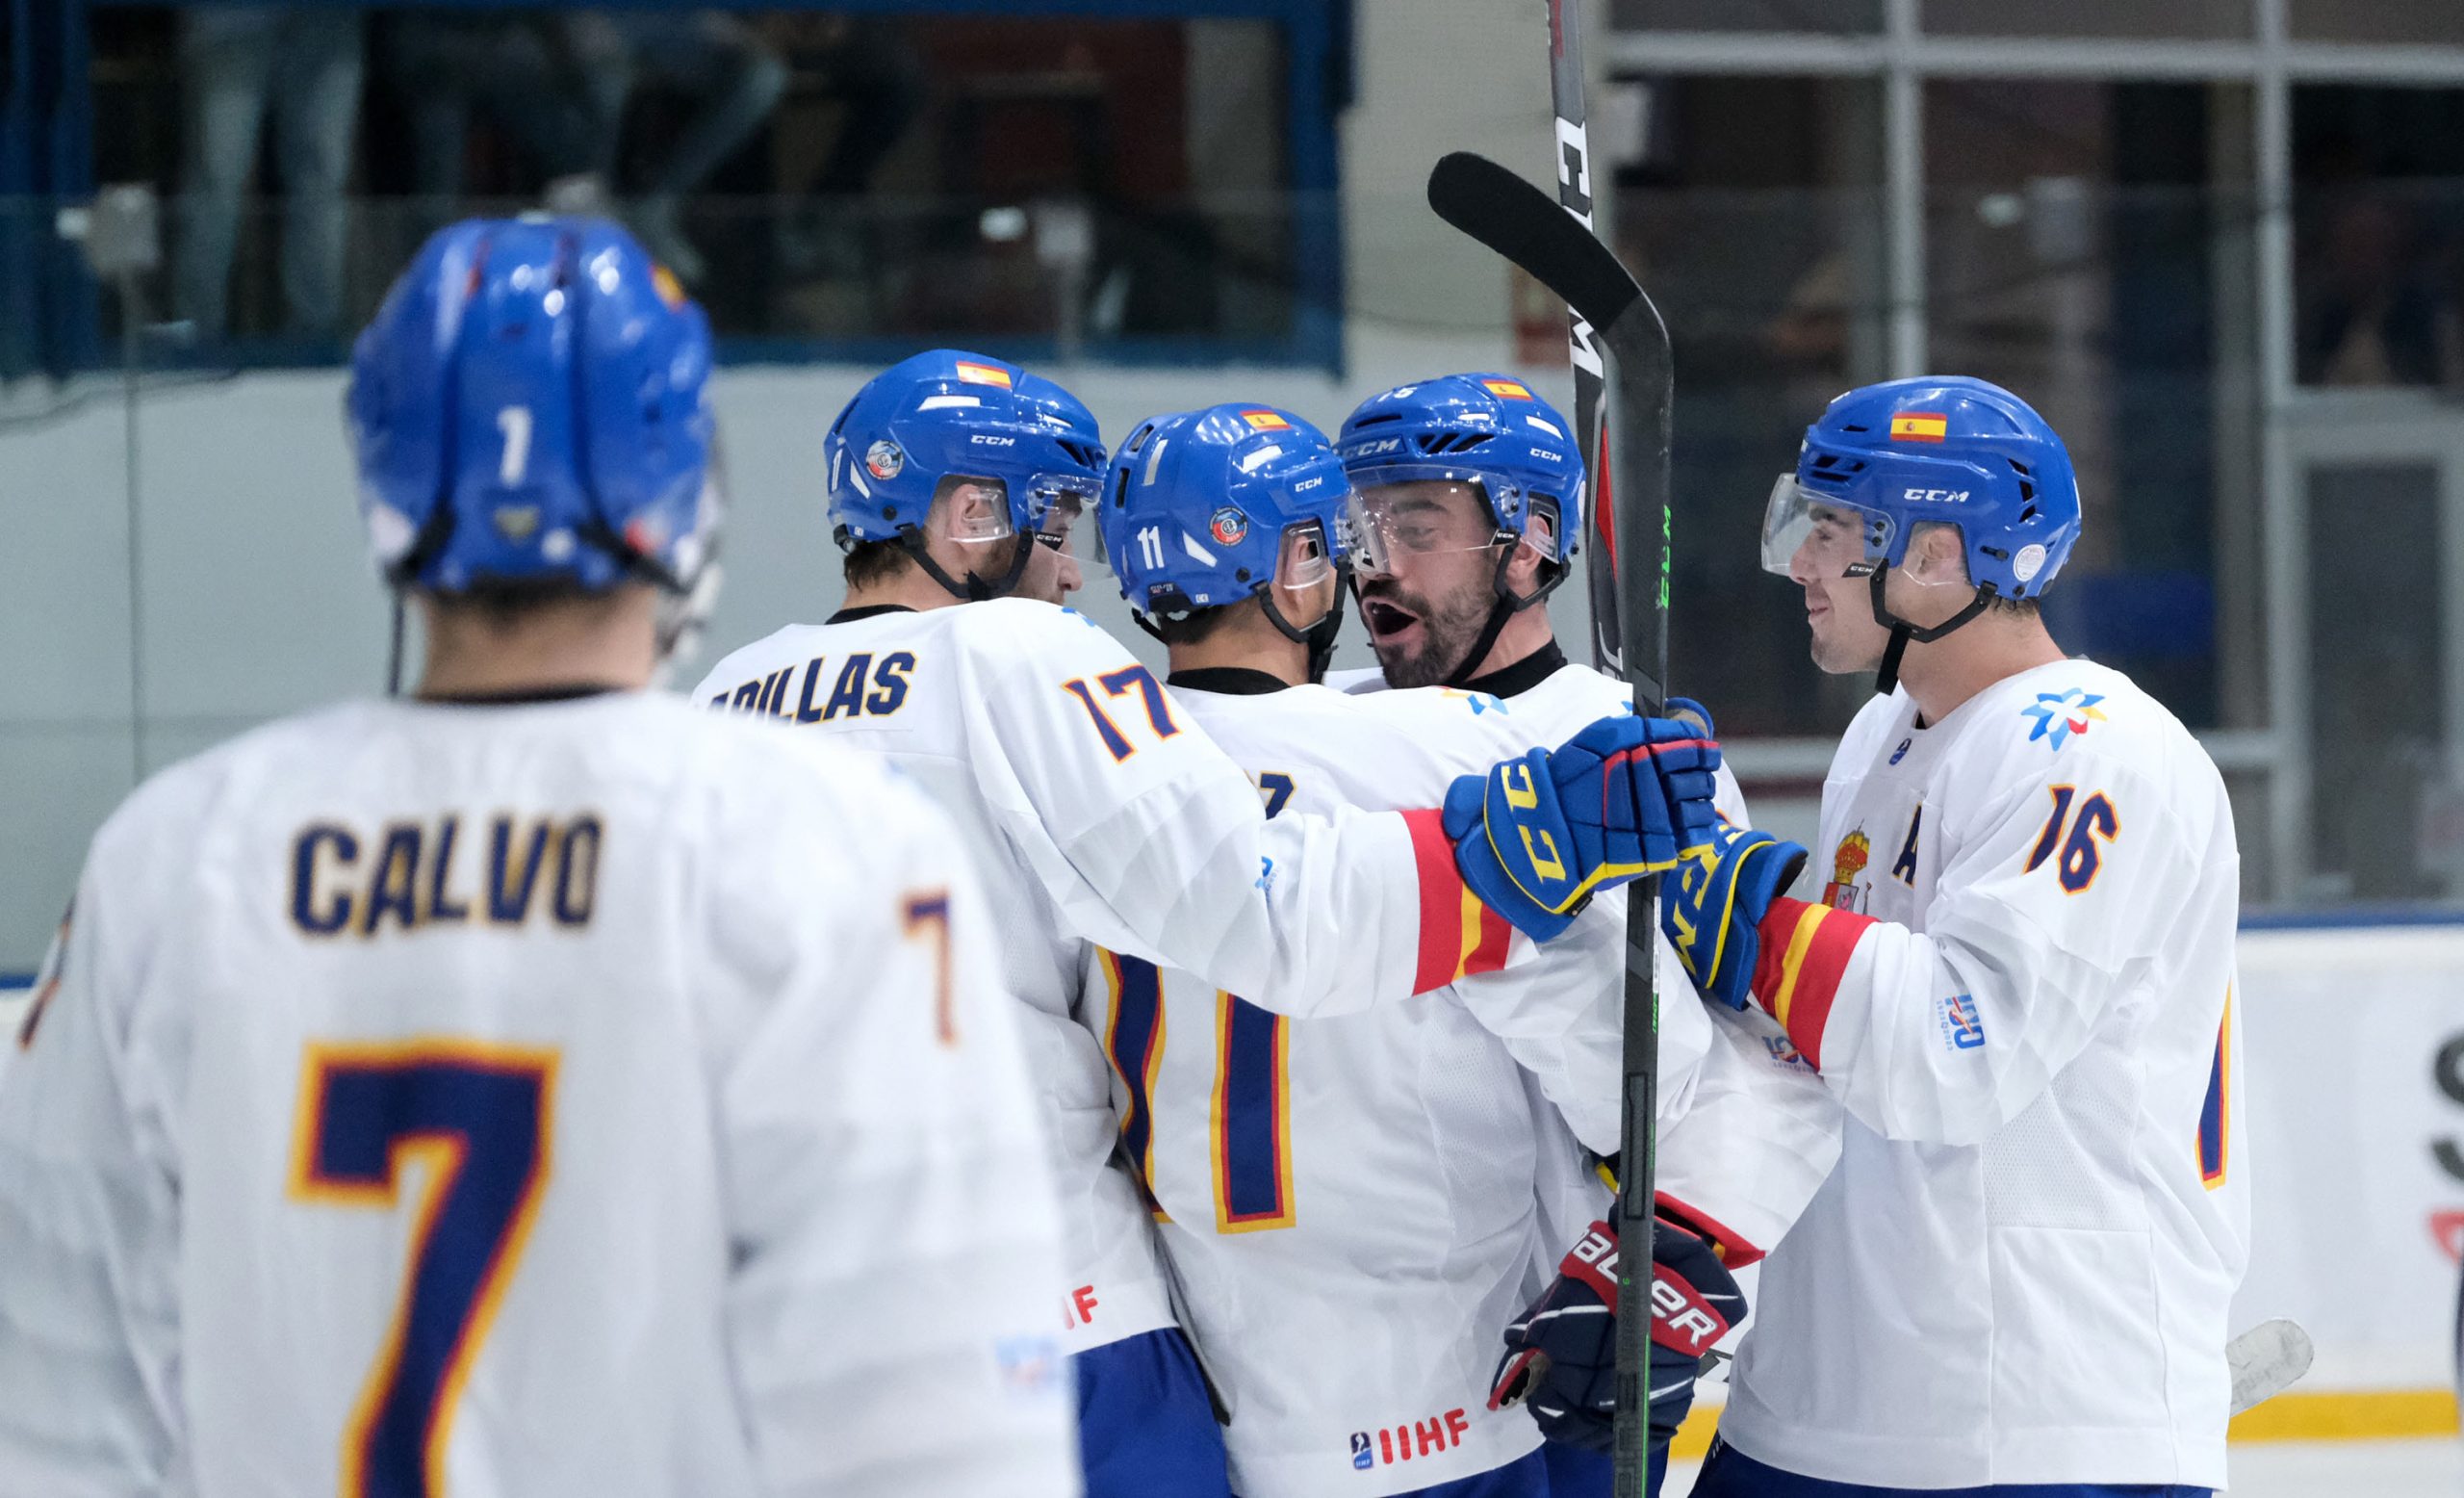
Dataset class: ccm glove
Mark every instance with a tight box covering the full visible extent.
[1488,1215,1746,1471]
[1660,818,1810,1009]
[1445,714,1722,941]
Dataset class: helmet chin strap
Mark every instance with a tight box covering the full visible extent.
[1865,567,1994,696]
[900,526,1034,602]
[1260,564,1352,684]
[1440,542,1566,689]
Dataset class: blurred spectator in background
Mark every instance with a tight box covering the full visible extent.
[565,12,789,285]
[377,13,607,231]
[771,17,926,280]
[174,6,364,343]
[2298,192,2462,386]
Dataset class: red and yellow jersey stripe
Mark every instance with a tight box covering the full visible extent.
[1750,897,1877,1068]
[1399,809,1515,994]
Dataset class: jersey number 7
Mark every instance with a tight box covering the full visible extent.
[291,1039,557,1498]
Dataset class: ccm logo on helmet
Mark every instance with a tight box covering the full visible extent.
[971,434,1016,448]
[1902,487,1970,504]
[1344,437,1405,458]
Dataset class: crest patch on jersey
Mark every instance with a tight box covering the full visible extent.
[1210,507,1249,545]
[864,440,905,481]
[1824,830,1869,913]
[2021,687,2108,750]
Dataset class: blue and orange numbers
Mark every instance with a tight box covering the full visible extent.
[1098,953,1295,1234]
[1063,665,1181,762]
[2022,785,2119,893]
[904,890,957,1046]
[2199,991,2231,1189]
[291,1040,556,1498]
[1100,952,1168,1219]
[1211,994,1294,1232]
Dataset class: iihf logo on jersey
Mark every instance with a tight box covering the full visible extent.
[2021,687,2108,750]
[1349,1432,1373,1471]
[1888,736,1912,765]
[1938,993,1987,1050]
[1824,830,1869,912]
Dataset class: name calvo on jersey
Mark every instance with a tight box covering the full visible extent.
[290,813,603,938]
[708,651,915,724]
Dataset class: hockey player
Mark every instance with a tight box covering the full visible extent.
[1334,374,1842,1494]
[1658,376,2246,1497]
[0,220,1080,1497]
[690,351,1726,1497]
[1095,401,1838,1498]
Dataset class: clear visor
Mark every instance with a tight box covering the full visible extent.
[1032,492,1091,559]
[1342,478,1511,577]
[932,474,1015,546]
[1761,475,1895,580]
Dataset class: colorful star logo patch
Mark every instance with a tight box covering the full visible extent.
[2021,688,2109,750]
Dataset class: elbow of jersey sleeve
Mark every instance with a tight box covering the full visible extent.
[1746,897,1877,1071]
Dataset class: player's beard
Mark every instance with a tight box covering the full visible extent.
[1359,577,1500,688]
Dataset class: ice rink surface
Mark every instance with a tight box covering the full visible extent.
[1665,1439,2464,1494]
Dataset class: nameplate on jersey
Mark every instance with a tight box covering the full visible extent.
[708,652,915,724]
[290,813,602,939]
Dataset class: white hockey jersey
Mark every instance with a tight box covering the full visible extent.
[1716,659,2249,1489]
[1118,671,1839,1498]
[690,602,1526,1355]
[0,692,1075,1498]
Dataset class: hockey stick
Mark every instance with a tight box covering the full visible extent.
[1541,0,1619,675]
[2228,1317,2315,1415]
[1427,149,1673,1498]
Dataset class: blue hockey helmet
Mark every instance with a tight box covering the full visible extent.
[346,217,719,597]
[1336,373,1584,580]
[824,350,1107,599]
[1100,402,1352,669]
[1765,375,2082,688]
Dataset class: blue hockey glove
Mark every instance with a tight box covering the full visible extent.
[1444,714,1722,942]
[1488,1215,1745,1480]
[1661,818,1810,1010]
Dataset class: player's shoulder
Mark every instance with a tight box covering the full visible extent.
[79,700,389,874]
[1836,687,1913,766]
[1955,659,2222,811]
[945,597,1142,666]
[691,621,833,702]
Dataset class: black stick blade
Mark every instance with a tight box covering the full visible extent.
[1426,151,1641,335]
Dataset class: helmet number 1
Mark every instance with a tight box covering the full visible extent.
[497,406,533,486]
[1137,526,1166,571]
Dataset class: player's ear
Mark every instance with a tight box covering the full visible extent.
[1908,522,1968,584]
[1507,512,1555,593]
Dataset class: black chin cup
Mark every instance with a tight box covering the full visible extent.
[1863,565,1995,696]
[1439,536,1569,689]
